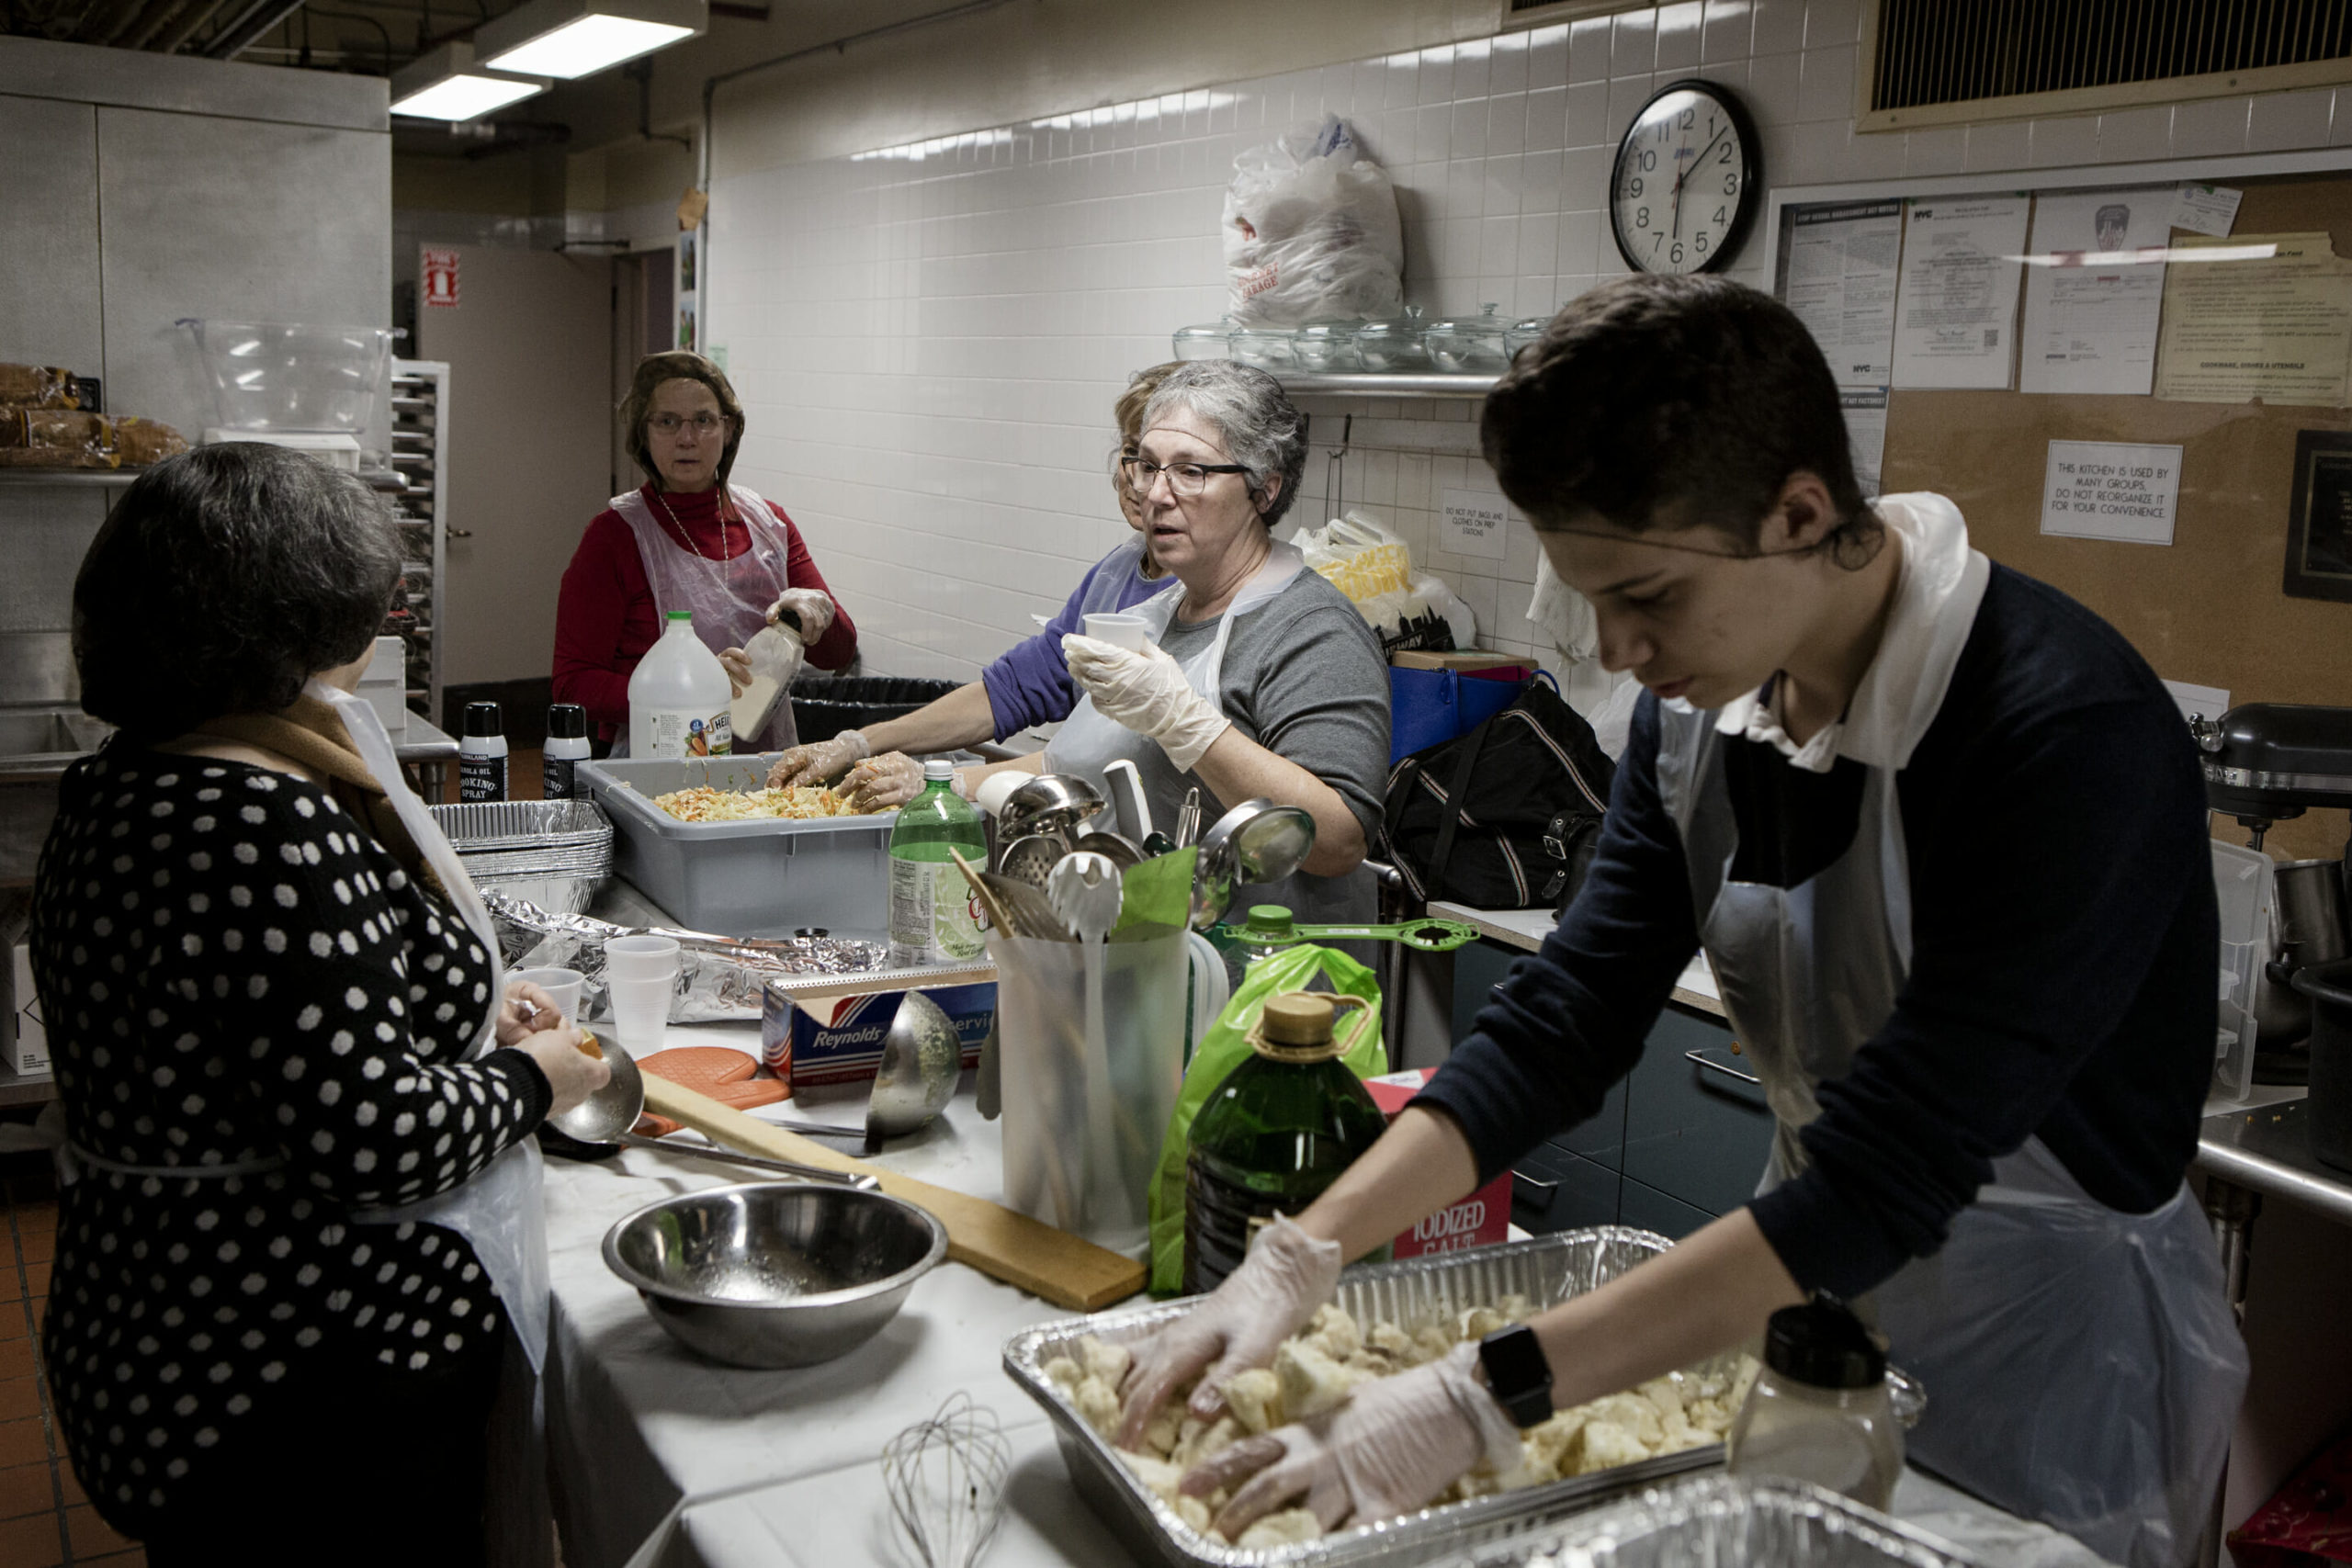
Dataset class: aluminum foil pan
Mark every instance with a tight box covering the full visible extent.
[433,799,614,915]
[480,887,890,1022]
[1426,1474,1985,1568]
[1002,1229,1926,1568]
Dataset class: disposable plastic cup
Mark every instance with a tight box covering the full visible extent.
[608,975,675,1057]
[605,935,682,980]
[1081,613,1149,652]
[509,966,585,1030]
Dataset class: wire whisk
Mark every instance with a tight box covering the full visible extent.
[883,1391,1012,1568]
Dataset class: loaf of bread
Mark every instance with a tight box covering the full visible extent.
[0,410,188,468]
[0,365,81,409]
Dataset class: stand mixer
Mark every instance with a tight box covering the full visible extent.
[2190,703,2352,1078]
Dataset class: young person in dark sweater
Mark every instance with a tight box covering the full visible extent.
[1114,277,2247,1568]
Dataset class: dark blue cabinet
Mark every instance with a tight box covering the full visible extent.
[1448,935,1777,1238]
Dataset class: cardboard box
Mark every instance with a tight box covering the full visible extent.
[760,979,994,1094]
[1364,1067,1511,1258]
[1388,650,1533,673]
[9,942,49,1077]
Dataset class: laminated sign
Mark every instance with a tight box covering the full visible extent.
[423,248,460,309]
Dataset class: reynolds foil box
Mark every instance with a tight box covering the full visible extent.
[1364,1066,1511,1258]
[760,980,994,1094]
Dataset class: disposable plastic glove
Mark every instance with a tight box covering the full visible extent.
[1181,1344,1521,1540]
[766,728,870,788]
[840,751,925,811]
[1114,1213,1340,1450]
[768,587,835,643]
[1062,634,1230,772]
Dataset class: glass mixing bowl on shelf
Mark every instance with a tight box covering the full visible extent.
[1423,304,1510,374]
[1290,318,1364,372]
[1171,319,1235,361]
[1227,325,1298,370]
[1506,315,1552,360]
[1352,308,1430,373]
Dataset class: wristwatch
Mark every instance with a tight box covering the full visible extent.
[1476,1324,1555,1428]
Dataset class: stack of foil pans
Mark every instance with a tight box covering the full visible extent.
[431,798,614,915]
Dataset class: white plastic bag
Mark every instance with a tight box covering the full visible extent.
[1225,116,1404,327]
[1292,509,1476,654]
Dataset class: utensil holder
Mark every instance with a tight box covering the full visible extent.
[989,929,1189,1255]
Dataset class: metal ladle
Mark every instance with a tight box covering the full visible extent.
[548,1044,879,1189]
[772,990,967,1150]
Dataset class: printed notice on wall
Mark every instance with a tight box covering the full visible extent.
[2041,440,2183,546]
[1891,197,2030,390]
[423,248,460,309]
[1441,489,1510,560]
[2018,188,2168,396]
[2170,183,2243,238]
[1784,202,1902,388]
[2154,232,2352,406]
[1841,389,1889,497]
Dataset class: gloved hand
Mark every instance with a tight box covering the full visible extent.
[768,587,835,643]
[1062,634,1229,772]
[717,647,753,698]
[1114,1213,1340,1450]
[1180,1343,1521,1539]
[767,729,869,788]
[840,751,924,811]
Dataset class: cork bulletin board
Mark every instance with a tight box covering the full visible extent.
[1871,174,2352,862]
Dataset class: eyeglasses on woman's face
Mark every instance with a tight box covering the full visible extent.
[650,412,725,438]
[1117,455,1252,499]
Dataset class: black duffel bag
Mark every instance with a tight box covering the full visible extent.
[1378,674,1616,910]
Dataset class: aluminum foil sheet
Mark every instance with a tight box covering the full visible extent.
[481,888,889,1021]
[1002,1229,1927,1568]
[1428,1475,1985,1568]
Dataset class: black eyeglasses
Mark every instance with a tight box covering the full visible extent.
[1118,456,1253,498]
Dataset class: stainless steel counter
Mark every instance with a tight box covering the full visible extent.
[2195,1098,2352,1229]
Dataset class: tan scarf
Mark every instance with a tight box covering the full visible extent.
[193,694,434,893]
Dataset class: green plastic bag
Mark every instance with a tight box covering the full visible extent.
[1146,944,1387,1295]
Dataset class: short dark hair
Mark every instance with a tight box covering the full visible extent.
[1482,276,1875,562]
[619,351,745,491]
[74,444,401,741]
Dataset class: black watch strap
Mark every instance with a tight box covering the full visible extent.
[1477,1323,1555,1428]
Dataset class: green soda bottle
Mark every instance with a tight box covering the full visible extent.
[1183,990,1391,1293]
[887,760,988,966]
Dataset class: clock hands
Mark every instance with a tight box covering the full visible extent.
[1670,122,1728,247]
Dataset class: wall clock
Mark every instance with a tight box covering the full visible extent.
[1609,78,1763,276]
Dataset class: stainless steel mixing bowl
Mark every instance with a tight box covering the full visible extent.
[602,1181,947,1369]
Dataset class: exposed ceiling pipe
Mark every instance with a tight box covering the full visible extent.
[202,0,307,57]
[76,0,152,44]
[155,0,234,51]
[118,0,198,49]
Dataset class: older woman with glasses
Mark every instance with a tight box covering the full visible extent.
[554,352,858,754]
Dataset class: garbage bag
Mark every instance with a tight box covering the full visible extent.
[1225,115,1404,327]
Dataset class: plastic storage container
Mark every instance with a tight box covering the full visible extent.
[1227,325,1297,370]
[1291,318,1364,371]
[179,319,396,433]
[576,751,898,937]
[2211,839,2273,1104]
[788,675,963,744]
[1353,309,1429,371]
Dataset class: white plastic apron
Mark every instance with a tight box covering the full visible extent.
[1654,689,2245,1568]
[1044,541,1306,803]
[612,482,801,752]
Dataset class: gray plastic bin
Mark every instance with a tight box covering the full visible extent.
[575,752,897,938]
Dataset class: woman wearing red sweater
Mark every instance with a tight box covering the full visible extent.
[553,352,857,752]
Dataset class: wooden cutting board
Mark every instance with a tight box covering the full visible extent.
[639,1074,1147,1312]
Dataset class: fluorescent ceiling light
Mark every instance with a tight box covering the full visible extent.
[390,41,548,120]
[477,0,705,79]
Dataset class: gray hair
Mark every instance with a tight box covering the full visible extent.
[74,444,403,739]
[1138,361,1308,527]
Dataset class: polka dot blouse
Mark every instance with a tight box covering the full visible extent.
[28,743,553,1529]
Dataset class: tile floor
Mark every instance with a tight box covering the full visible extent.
[0,1156,142,1568]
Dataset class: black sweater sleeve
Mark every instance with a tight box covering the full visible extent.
[1413,693,1700,1167]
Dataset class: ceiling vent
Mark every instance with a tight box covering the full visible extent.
[1863,0,2352,130]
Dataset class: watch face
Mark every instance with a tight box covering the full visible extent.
[1611,81,1758,276]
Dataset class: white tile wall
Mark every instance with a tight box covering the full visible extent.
[704,5,2352,693]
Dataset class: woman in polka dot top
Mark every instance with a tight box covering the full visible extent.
[29,447,607,1564]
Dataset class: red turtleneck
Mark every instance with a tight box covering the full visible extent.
[552,482,858,739]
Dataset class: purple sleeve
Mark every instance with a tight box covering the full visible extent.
[979,549,1156,740]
